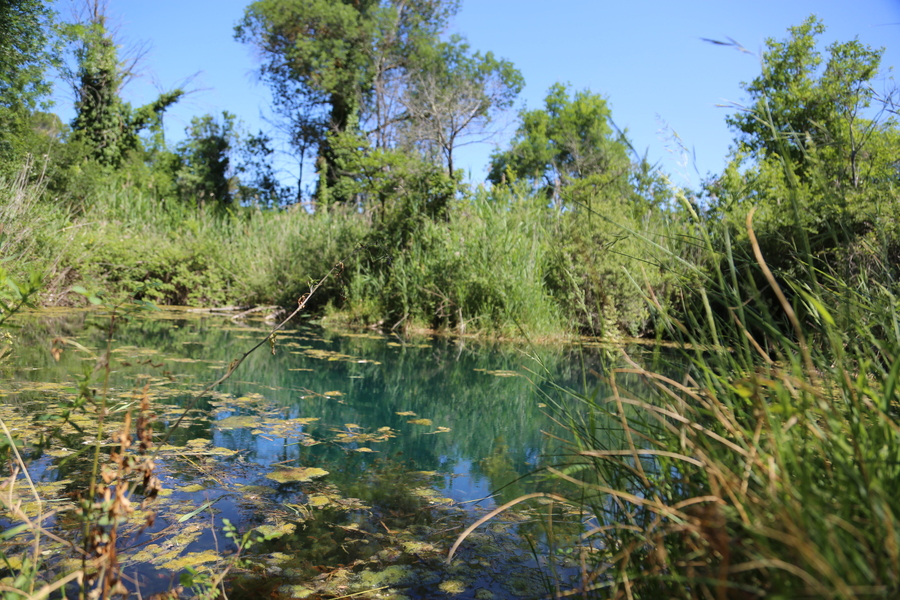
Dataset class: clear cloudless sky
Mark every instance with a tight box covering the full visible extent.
[49,0,900,190]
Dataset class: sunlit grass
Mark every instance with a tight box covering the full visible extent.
[538,185,900,597]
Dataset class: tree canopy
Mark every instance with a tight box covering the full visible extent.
[0,0,56,170]
[401,35,523,178]
[726,15,890,188]
[235,0,454,198]
[712,15,900,278]
[488,84,632,206]
[235,0,521,203]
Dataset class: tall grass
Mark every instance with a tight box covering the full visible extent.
[84,166,683,337]
[10,154,678,338]
[538,162,900,596]
[347,184,566,337]
[220,204,370,309]
[64,182,368,308]
[0,159,69,285]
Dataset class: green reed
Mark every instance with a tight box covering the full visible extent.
[540,134,900,597]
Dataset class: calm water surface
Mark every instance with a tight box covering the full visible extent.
[3,309,628,599]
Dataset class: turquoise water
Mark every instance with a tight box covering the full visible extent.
[2,309,623,599]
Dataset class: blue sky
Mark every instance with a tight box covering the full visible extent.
[49,0,900,191]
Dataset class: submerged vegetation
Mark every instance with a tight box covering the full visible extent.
[0,0,899,598]
[0,307,596,600]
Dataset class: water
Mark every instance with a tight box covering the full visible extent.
[1,308,624,599]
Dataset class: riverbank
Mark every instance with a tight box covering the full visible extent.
[4,170,682,342]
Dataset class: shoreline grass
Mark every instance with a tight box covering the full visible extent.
[4,166,676,341]
[536,176,900,598]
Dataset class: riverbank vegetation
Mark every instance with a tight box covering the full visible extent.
[1,5,896,339]
[1,0,683,340]
[532,19,900,598]
[2,0,900,597]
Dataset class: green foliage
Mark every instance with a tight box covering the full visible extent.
[488,83,632,206]
[327,126,458,215]
[0,267,40,332]
[3,7,893,355]
[727,15,885,183]
[236,0,383,198]
[539,19,900,596]
[713,15,900,287]
[173,112,238,206]
[234,130,293,206]
[0,160,68,299]
[3,129,678,339]
[345,185,564,336]
[235,0,486,201]
[481,83,675,336]
[227,204,370,309]
[67,14,128,166]
[0,0,54,113]
[235,0,379,125]
[0,0,57,173]
[72,225,233,306]
[543,197,674,338]
[549,202,900,598]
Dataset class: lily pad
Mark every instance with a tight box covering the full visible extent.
[177,484,206,493]
[440,580,467,594]
[215,415,257,429]
[307,494,331,507]
[277,584,314,599]
[160,549,220,571]
[255,522,296,540]
[265,467,329,483]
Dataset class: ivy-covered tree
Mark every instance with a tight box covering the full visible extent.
[63,1,182,167]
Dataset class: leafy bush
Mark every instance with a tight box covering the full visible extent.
[542,194,675,338]
[70,225,233,306]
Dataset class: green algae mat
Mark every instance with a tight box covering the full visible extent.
[0,309,602,599]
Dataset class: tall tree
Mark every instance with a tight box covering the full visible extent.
[401,36,523,178]
[235,0,374,197]
[488,84,632,207]
[364,0,460,147]
[234,0,459,202]
[0,0,56,169]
